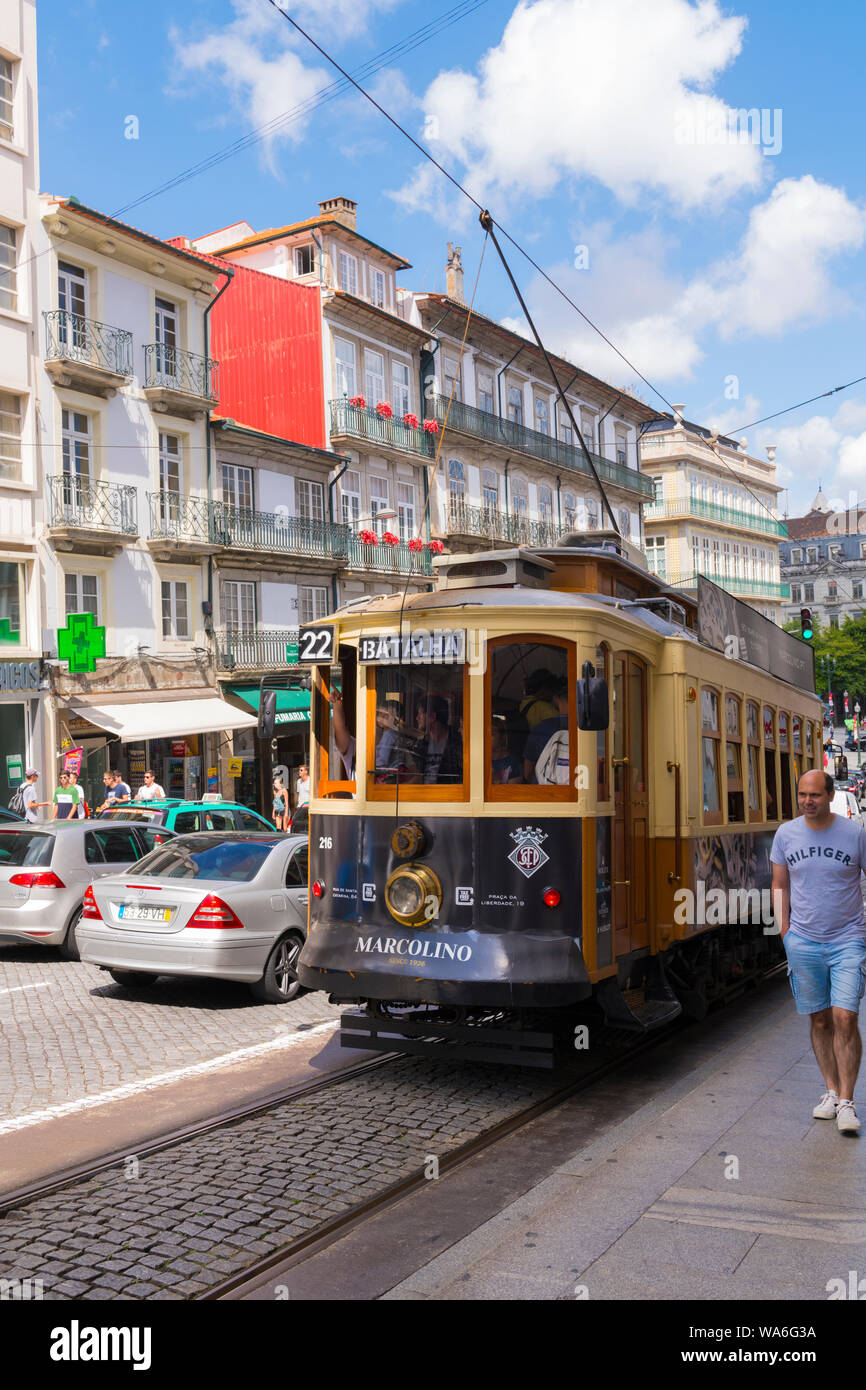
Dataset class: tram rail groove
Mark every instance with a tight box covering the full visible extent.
[0,1051,397,1218]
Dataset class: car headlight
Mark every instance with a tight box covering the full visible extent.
[384,863,442,927]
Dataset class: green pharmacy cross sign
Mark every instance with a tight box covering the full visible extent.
[57,612,106,674]
[0,619,19,645]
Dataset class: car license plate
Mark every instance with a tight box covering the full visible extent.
[119,904,171,923]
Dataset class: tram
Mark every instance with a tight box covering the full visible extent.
[294,532,821,1065]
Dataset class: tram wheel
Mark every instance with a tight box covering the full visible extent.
[251,933,305,1004]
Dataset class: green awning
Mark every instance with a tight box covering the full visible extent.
[228,685,310,725]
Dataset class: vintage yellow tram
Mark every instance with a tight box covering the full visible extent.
[295,532,821,1064]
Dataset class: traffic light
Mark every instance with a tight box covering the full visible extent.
[800,607,813,640]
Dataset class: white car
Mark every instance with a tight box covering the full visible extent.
[830,789,864,825]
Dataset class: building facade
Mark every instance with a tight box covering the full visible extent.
[639,415,789,621]
[781,490,866,630]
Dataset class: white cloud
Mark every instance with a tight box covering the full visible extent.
[395,0,767,215]
[703,394,762,439]
[753,406,866,514]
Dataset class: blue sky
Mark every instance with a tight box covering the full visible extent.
[38,0,866,517]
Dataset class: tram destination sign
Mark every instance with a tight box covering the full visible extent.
[697,577,816,694]
[358,629,467,665]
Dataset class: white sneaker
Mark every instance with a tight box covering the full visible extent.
[813,1090,839,1119]
[836,1101,861,1134]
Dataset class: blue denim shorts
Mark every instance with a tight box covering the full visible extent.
[783,930,866,1015]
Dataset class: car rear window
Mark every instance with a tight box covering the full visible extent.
[0,831,54,867]
[133,837,281,882]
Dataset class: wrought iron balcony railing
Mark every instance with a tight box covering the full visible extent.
[432,394,655,498]
[44,310,133,376]
[643,496,788,538]
[447,498,565,547]
[214,627,301,670]
[148,491,214,543]
[329,400,436,458]
[218,507,349,558]
[667,570,791,600]
[47,474,138,534]
[346,537,434,576]
[143,344,219,401]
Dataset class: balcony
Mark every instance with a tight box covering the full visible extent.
[666,571,791,601]
[43,311,133,398]
[446,498,565,548]
[643,496,788,538]
[214,627,301,672]
[143,345,219,420]
[345,537,434,578]
[219,507,349,569]
[146,492,222,561]
[329,400,436,459]
[431,395,654,500]
[46,475,138,555]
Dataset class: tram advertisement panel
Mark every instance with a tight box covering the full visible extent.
[697,576,816,693]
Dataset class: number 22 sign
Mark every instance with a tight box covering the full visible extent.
[298,624,335,664]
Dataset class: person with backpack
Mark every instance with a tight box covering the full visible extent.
[523,678,571,784]
[16,770,49,822]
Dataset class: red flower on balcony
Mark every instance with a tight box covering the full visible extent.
[403,412,419,430]
[375,401,393,419]
[422,418,439,433]
[407,537,424,552]
[358,528,378,545]
[381,531,400,546]
[427,538,445,554]
[348,395,366,408]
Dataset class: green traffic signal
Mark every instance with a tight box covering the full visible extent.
[800,607,813,640]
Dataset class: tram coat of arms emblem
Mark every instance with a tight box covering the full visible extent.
[508,825,549,878]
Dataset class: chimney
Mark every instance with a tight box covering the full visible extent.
[446,242,464,302]
[318,197,357,231]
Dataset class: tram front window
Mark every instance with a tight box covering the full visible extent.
[371,666,463,785]
[488,640,572,788]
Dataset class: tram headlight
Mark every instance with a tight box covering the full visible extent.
[384,863,442,927]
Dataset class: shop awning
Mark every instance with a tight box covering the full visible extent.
[69,696,258,742]
[228,685,311,726]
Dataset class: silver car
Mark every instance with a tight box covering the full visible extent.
[0,821,174,959]
[77,832,309,1004]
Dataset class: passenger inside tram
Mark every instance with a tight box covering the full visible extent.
[489,641,571,786]
[490,719,523,783]
[523,677,570,783]
[371,667,464,786]
[414,694,462,784]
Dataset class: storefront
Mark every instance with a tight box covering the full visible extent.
[0,660,46,807]
[225,684,310,813]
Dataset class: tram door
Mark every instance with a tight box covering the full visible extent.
[612,653,650,960]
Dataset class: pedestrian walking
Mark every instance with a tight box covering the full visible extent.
[67,771,88,818]
[136,770,165,801]
[52,770,83,820]
[771,768,866,1134]
[296,764,310,808]
[272,778,289,830]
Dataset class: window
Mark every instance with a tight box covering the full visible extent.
[645,536,666,579]
[365,349,385,405]
[511,476,528,518]
[861,542,866,560]
[449,459,465,499]
[222,463,253,511]
[806,546,818,563]
[830,615,839,629]
[285,845,309,886]
[443,356,462,402]
[791,584,801,602]
[615,427,628,466]
[57,261,87,353]
[154,297,178,377]
[538,484,553,525]
[725,695,744,822]
[596,642,610,800]
[338,251,358,295]
[0,391,22,480]
[778,712,793,819]
[370,268,386,309]
[84,828,142,865]
[477,371,494,413]
[61,409,92,495]
[701,688,722,824]
[791,548,802,563]
[804,583,814,602]
[0,224,17,312]
[535,398,550,435]
[745,700,761,822]
[485,638,573,797]
[0,561,21,638]
[563,491,577,528]
[161,581,189,639]
[580,414,595,450]
[158,433,181,522]
[855,583,863,600]
[370,475,390,522]
[223,581,255,631]
[0,57,13,141]
[559,414,573,446]
[341,470,361,526]
[763,705,778,821]
[369,663,465,790]
[652,476,663,505]
[294,244,315,276]
[507,385,523,425]
[334,337,356,398]
[482,469,499,512]
[397,482,415,537]
[296,479,324,523]
[586,497,598,530]
[65,573,98,619]
[392,361,410,416]
[299,586,329,625]
[829,544,842,559]
[828,582,838,601]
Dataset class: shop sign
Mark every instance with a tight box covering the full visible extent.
[171,741,187,757]
[62,747,83,776]
[285,640,299,664]
[5,754,23,783]
[358,629,467,665]
[57,613,106,675]
[207,765,219,792]
[228,757,243,777]
[0,661,40,692]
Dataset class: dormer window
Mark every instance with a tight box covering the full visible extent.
[338,251,358,295]
[294,244,315,276]
[370,268,385,309]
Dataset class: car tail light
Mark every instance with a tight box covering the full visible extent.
[542,887,561,908]
[9,871,65,888]
[312,880,325,899]
[82,885,102,920]
[188,894,244,929]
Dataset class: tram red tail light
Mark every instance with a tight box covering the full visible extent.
[312,880,325,899]
[542,887,561,909]
[82,885,102,919]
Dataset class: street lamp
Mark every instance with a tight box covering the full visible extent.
[856,703,861,769]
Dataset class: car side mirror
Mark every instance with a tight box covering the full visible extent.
[576,660,609,731]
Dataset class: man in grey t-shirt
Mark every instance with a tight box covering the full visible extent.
[771,768,866,1135]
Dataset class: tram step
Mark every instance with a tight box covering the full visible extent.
[596,976,682,1033]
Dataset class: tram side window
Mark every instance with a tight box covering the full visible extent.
[724,695,744,823]
[701,688,723,825]
[487,639,572,792]
[596,642,610,800]
[778,712,793,820]
[746,700,762,822]
[805,719,813,768]
[314,646,358,794]
[370,664,464,786]
[792,715,803,793]
[763,705,778,822]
